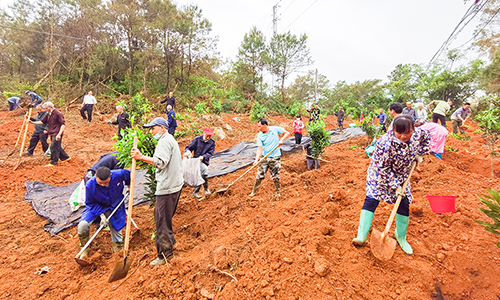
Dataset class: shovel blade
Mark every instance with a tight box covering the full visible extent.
[108,257,132,283]
[75,257,91,267]
[370,229,397,261]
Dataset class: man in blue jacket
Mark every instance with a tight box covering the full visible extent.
[166,105,177,136]
[77,167,131,258]
[184,127,215,198]
[25,91,43,107]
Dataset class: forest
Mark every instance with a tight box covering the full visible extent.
[1,0,500,120]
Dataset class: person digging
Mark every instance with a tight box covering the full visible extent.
[249,119,290,198]
[184,127,216,199]
[77,167,131,259]
[352,115,430,255]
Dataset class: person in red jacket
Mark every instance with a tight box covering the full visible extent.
[292,115,304,147]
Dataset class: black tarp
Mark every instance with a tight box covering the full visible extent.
[24,127,365,235]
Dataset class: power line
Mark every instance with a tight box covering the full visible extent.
[0,24,111,45]
[451,4,500,51]
[279,0,297,17]
[283,0,320,32]
[427,0,489,67]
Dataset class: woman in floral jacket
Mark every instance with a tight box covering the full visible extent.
[352,115,431,255]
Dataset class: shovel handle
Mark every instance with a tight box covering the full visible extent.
[123,137,138,257]
[226,144,281,188]
[18,108,32,157]
[381,162,417,238]
[14,111,29,149]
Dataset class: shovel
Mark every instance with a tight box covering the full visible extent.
[7,111,29,157]
[75,194,129,266]
[370,162,416,261]
[108,137,138,283]
[215,144,280,195]
[13,108,32,170]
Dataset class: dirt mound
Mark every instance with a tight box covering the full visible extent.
[0,109,499,300]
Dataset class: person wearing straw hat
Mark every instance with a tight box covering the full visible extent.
[131,117,183,266]
[77,167,131,258]
[352,115,431,255]
[184,127,216,199]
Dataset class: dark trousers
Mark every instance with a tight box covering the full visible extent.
[50,135,69,165]
[155,189,182,259]
[27,132,49,154]
[294,133,302,145]
[362,196,410,216]
[306,157,320,170]
[80,104,94,122]
[168,126,176,136]
[432,113,446,127]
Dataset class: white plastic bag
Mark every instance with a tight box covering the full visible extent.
[69,180,86,211]
[182,158,205,187]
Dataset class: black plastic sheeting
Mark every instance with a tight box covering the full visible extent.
[24,127,365,235]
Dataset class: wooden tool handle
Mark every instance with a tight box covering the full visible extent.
[123,137,138,256]
[14,111,29,149]
[381,162,417,237]
[227,144,281,187]
[19,108,32,157]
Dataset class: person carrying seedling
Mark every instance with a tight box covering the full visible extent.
[303,141,320,170]
[450,102,471,135]
[77,167,131,259]
[131,117,183,266]
[352,115,430,255]
[249,119,290,197]
[184,127,216,199]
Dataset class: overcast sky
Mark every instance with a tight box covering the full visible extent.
[174,0,483,85]
[1,0,484,85]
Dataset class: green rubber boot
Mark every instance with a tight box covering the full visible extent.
[274,181,281,196]
[249,178,262,197]
[395,214,413,255]
[352,209,374,246]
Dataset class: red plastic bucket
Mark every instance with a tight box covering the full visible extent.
[426,194,456,213]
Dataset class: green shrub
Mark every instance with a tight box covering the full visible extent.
[117,92,152,125]
[249,102,267,122]
[306,119,330,158]
[211,98,222,115]
[113,126,157,202]
[360,117,379,141]
[222,99,236,113]
[476,188,500,248]
[286,102,303,118]
[194,101,209,115]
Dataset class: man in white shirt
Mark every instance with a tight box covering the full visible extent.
[415,103,427,126]
[80,91,97,122]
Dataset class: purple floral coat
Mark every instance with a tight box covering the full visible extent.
[366,128,431,204]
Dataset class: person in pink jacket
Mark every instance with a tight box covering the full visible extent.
[419,122,449,159]
[293,115,304,147]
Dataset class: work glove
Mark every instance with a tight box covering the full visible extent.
[415,155,423,166]
[184,151,192,159]
[123,185,130,195]
[396,186,405,198]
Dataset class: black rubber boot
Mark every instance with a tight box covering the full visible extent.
[202,175,210,195]
[192,185,202,199]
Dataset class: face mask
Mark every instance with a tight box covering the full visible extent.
[153,133,162,140]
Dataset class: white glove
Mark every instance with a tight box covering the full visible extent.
[123,185,130,195]
[415,155,423,166]
[396,186,405,198]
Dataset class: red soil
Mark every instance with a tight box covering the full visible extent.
[0,108,499,300]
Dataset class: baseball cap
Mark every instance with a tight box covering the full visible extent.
[25,91,30,94]
[143,117,168,128]
[203,127,214,135]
